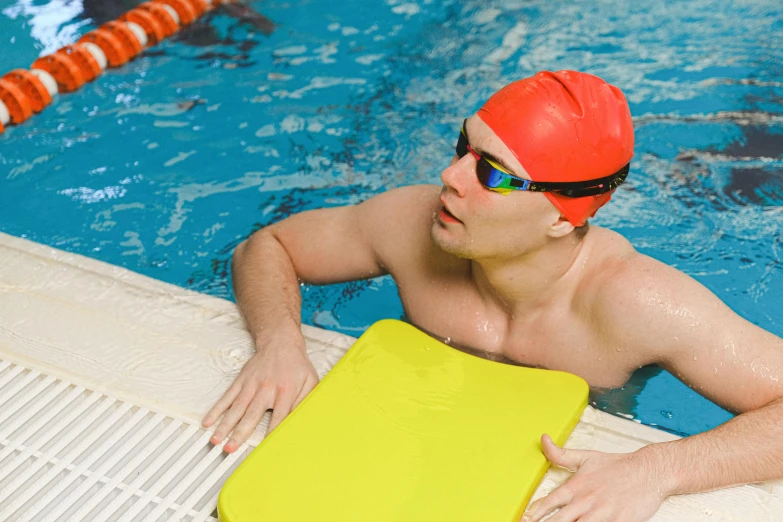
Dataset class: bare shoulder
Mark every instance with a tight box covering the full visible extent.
[357,184,447,273]
[583,228,730,363]
[587,229,783,412]
[593,242,722,317]
[579,229,783,412]
[358,184,441,223]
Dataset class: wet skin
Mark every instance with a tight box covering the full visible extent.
[214,114,783,443]
[208,115,783,521]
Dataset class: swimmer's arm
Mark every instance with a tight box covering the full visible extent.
[204,185,439,451]
[523,258,783,521]
[601,255,783,493]
[233,184,437,343]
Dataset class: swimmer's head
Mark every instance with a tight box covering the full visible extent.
[476,70,634,227]
[432,71,633,261]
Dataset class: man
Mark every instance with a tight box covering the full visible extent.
[203,71,783,521]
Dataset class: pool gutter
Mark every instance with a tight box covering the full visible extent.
[0,231,780,520]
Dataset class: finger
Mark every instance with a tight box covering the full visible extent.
[268,374,318,433]
[224,391,275,453]
[291,374,317,411]
[202,383,241,428]
[210,389,256,445]
[522,498,544,522]
[541,434,591,471]
[522,486,574,522]
[541,502,586,522]
[267,389,297,434]
[575,508,612,522]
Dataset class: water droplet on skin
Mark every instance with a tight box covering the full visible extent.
[693,355,698,361]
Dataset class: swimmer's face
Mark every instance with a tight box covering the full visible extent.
[431,116,573,259]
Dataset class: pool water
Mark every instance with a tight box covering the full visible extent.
[1,0,781,437]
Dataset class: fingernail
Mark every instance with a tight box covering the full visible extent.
[210,433,222,443]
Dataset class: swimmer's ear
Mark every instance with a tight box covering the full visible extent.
[547,214,575,239]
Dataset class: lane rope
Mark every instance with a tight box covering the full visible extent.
[0,0,232,134]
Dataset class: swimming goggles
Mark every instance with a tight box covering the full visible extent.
[456,119,629,197]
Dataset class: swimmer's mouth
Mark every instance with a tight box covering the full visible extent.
[439,204,462,224]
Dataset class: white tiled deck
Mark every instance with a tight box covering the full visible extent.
[0,232,780,521]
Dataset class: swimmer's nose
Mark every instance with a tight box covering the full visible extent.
[440,154,474,198]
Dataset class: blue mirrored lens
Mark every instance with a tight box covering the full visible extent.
[484,164,506,188]
[476,160,505,188]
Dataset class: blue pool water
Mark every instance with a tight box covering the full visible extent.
[1,0,781,437]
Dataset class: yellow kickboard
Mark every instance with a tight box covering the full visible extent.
[218,319,588,522]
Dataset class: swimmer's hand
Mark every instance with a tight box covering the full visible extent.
[202,338,319,453]
[521,434,669,522]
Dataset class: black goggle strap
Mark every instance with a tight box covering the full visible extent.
[514,164,630,198]
[456,129,469,158]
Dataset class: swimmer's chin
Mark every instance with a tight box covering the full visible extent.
[429,226,473,259]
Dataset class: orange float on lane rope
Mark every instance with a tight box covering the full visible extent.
[58,45,102,82]
[78,29,130,68]
[31,53,85,93]
[120,8,165,46]
[188,0,209,16]
[0,0,235,131]
[0,79,34,124]
[100,21,144,58]
[137,2,180,37]
[154,0,198,25]
[2,69,52,113]
[0,98,9,135]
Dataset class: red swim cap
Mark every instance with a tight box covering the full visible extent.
[476,70,634,226]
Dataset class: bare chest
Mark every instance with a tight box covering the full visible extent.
[396,277,634,389]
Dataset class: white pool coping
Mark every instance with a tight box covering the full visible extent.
[0,231,780,520]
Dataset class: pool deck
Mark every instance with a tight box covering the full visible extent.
[0,231,781,520]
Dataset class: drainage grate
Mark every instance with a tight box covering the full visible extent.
[0,359,250,522]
